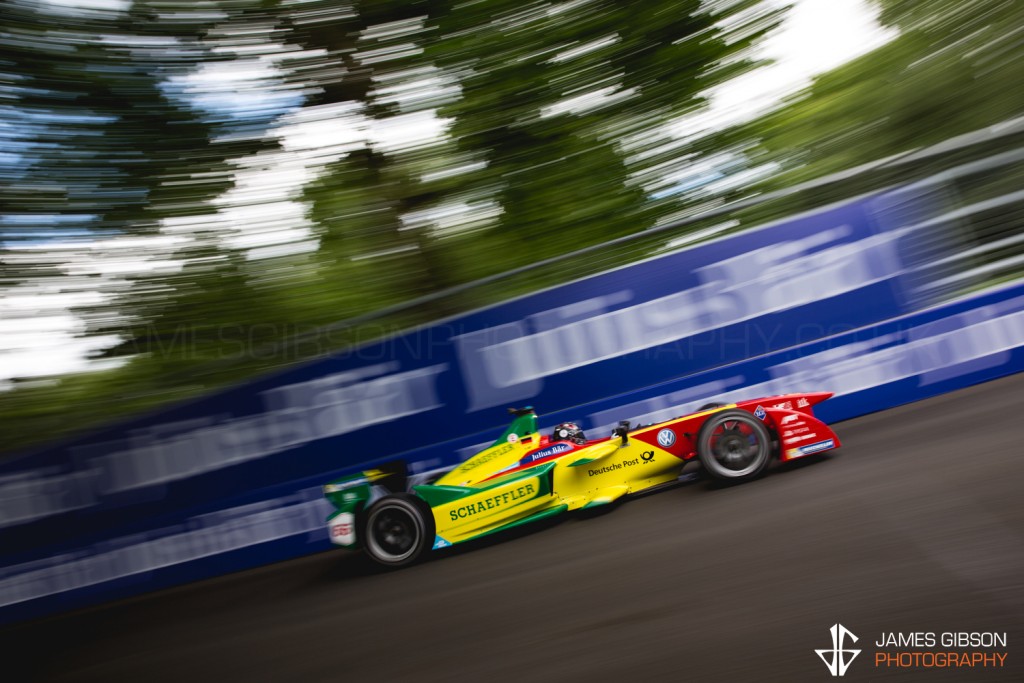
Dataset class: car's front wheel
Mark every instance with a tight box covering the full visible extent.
[363,494,434,568]
[696,409,772,482]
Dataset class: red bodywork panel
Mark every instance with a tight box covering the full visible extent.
[733,392,841,461]
[630,392,840,462]
[487,392,840,484]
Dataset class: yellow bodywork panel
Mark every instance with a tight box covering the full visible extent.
[430,472,551,543]
[435,438,535,487]
[429,427,691,544]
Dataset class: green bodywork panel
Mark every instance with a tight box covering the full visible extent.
[323,478,372,514]
[413,484,477,507]
[471,460,556,496]
[469,504,569,541]
[492,408,538,447]
[415,461,555,505]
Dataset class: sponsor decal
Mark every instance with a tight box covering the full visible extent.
[328,512,356,546]
[656,429,676,447]
[523,443,573,464]
[458,442,515,471]
[797,397,810,408]
[432,535,452,550]
[754,405,766,420]
[798,439,834,455]
[588,455,657,477]
[816,624,861,677]
[770,400,793,410]
[787,438,835,459]
[781,414,801,425]
[507,433,518,443]
[448,483,536,521]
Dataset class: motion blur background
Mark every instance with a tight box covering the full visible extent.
[3,0,1022,454]
[3,0,1024,660]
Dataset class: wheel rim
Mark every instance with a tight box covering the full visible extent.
[705,417,767,477]
[367,504,421,563]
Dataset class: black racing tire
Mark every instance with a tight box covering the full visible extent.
[696,409,772,483]
[363,494,434,568]
[698,402,727,411]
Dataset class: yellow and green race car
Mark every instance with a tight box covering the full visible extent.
[323,395,840,567]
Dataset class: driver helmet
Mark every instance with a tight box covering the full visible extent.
[551,422,586,445]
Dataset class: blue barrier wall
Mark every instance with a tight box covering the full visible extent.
[5,186,1021,624]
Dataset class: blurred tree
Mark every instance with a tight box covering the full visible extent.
[298,0,787,314]
[1,0,285,444]
[0,0,787,453]
[2,0,279,359]
[732,0,1024,189]
[875,0,1023,40]
[424,0,784,267]
[0,1,263,243]
[285,2,468,319]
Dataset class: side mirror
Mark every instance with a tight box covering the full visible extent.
[612,420,630,445]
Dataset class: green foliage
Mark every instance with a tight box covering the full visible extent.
[736,0,1024,192]
[0,0,785,454]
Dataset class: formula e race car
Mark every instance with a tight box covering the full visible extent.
[322,394,840,567]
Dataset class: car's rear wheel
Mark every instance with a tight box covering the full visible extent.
[696,409,772,482]
[363,494,434,567]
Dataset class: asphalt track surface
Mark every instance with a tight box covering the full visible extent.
[7,373,1024,682]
